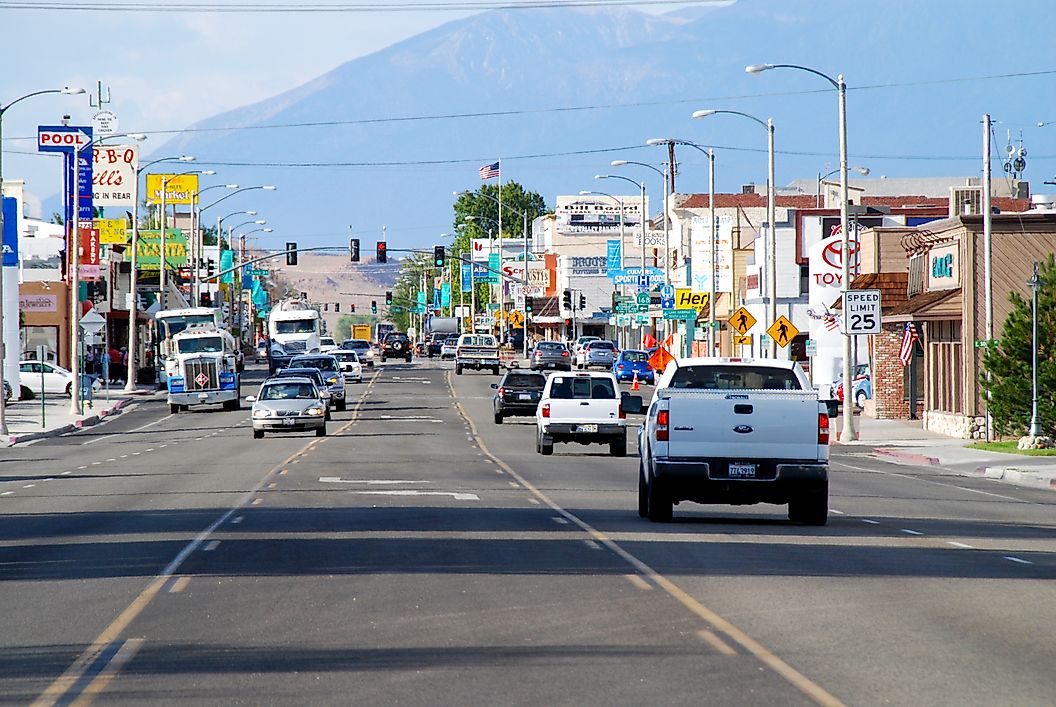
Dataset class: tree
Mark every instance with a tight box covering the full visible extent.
[334,313,375,341]
[981,253,1056,436]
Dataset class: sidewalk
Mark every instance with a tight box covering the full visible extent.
[1,386,156,447]
[834,413,1056,492]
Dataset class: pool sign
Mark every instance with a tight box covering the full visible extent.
[38,125,92,152]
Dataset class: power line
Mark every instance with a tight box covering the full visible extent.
[0,0,720,12]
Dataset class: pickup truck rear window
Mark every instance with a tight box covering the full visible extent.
[549,377,616,400]
[668,365,803,391]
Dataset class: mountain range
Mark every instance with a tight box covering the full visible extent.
[150,0,1055,251]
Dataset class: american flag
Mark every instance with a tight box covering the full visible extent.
[479,161,500,180]
[823,313,840,331]
[898,322,919,366]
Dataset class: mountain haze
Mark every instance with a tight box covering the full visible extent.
[156,0,1056,250]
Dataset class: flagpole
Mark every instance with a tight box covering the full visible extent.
[497,158,504,346]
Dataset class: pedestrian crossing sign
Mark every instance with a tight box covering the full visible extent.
[730,307,756,335]
[766,316,798,348]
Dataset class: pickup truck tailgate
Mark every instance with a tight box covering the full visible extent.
[661,390,824,461]
[547,398,621,424]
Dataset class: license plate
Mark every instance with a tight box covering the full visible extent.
[518,393,531,400]
[281,418,296,426]
[576,424,598,433]
[728,463,756,478]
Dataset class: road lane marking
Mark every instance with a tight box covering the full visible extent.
[830,509,845,515]
[267,482,278,489]
[862,519,880,525]
[61,471,72,476]
[551,517,570,525]
[65,637,144,707]
[231,516,244,524]
[78,466,87,470]
[697,629,739,656]
[203,541,221,551]
[947,541,975,549]
[625,574,652,591]
[448,371,845,707]
[351,490,480,501]
[83,413,173,445]
[167,577,190,593]
[1004,556,1033,565]
[319,477,430,485]
[583,540,601,550]
[1,491,13,497]
[901,529,924,536]
[833,459,1045,505]
[251,498,263,506]
[23,484,35,488]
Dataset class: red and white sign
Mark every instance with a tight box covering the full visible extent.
[92,144,138,206]
[38,128,90,150]
[195,372,210,387]
[79,222,100,266]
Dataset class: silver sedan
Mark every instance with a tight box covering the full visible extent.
[248,378,327,438]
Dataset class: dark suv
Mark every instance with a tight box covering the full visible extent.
[426,333,447,358]
[491,370,547,424]
[380,333,413,363]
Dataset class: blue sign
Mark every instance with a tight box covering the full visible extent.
[612,273,639,286]
[622,266,664,277]
[64,150,94,223]
[473,261,496,284]
[606,240,621,277]
[461,262,472,285]
[660,284,675,310]
[37,125,92,154]
[2,197,18,266]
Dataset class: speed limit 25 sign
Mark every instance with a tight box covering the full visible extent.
[843,289,882,335]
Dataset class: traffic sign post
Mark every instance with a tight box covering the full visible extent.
[843,289,882,335]
[730,307,757,335]
[767,316,799,349]
[663,309,697,321]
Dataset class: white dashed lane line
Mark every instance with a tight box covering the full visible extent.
[901,529,924,536]
[948,541,974,549]
[861,519,880,525]
[1004,556,1033,565]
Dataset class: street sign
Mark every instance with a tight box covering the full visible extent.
[843,289,882,335]
[37,125,91,153]
[674,289,709,313]
[733,334,752,346]
[91,110,119,137]
[621,266,664,277]
[663,308,697,321]
[729,307,757,335]
[79,308,105,335]
[615,303,638,314]
[636,292,651,306]
[805,339,818,357]
[974,339,999,348]
[635,314,650,324]
[767,316,799,348]
[249,269,270,277]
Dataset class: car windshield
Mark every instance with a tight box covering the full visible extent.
[668,365,803,391]
[344,340,369,349]
[549,376,616,400]
[333,351,359,363]
[176,336,225,354]
[504,373,546,388]
[321,337,335,345]
[537,342,565,351]
[260,383,317,400]
[157,314,214,337]
[291,357,339,372]
[622,351,648,362]
[274,320,317,334]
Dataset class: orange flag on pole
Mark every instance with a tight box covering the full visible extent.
[648,346,675,372]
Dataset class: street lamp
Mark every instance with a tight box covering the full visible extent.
[597,173,647,346]
[611,159,671,298]
[818,166,870,208]
[191,183,238,300]
[0,86,84,435]
[158,169,215,310]
[1028,262,1043,438]
[580,189,628,348]
[69,132,148,415]
[123,154,194,393]
[748,61,856,440]
[693,108,776,359]
[646,138,717,356]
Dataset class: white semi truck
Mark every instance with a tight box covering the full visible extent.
[268,299,322,373]
[165,325,241,414]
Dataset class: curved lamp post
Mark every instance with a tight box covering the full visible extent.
[597,173,647,346]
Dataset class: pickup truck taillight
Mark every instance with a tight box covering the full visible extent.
[656,409,669,441]
[542,403,550,418]
[498,386,505,398]
[618,403,626,420]
[818,413,830,445]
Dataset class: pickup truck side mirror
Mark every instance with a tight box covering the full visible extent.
[245,395,256,402]
[825,400,839,418]
[490,383,498,389]
[621,392,644,415]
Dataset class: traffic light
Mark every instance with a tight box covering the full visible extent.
[525,296,534,313]
[199,292,211,307]
[385,291,393,305]
[334,303,340,313]
[433,245,445,268]
[376,241,387,263]
[285,242,298,266]
[371,300,378,314]
[350,238,360,262]
[207,259,216,277]
[579,294,586,310]
[562,288,572,310]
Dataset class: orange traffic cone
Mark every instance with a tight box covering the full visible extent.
[631,370,640,391]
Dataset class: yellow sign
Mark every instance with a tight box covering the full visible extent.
[94,218,128,244]
[733,335,752,346]
[767,316,799,348]
[674,289,710,312]
[508,310,525,327]
[730,306,757,335]
[145,173,200,205]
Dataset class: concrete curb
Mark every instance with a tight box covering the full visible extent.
[974,466,1056,491]
[871,447,940,466]
[2,397,132,448]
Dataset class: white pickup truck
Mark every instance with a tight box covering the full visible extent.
[638,358,831,525]
[535,371,642,457]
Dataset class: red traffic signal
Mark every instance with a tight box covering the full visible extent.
[376,241,387,263]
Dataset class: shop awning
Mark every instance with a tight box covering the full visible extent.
[831,272,910,312]
[883,288,961,323]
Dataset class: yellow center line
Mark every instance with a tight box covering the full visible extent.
[447,370,846,707]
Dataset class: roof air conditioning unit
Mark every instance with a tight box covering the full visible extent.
[741,184,756,195]
[949,186,982,217]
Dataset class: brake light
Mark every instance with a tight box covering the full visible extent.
[498,387,505,398]
[561,351,569,357]
[818,413,830,445]
[656,409,669,441]
[619,404,626,420]
[535,351,542,357]
[617,364,625,369]
[542,403,550,418]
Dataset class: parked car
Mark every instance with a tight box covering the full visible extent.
[571,336,601,367]
[269,367,332,419]
[612,349,655,384]
[535,371,640,457]
[530,341,572,371]
[341,339,375,368]
[3,379,11,403]
[491,370,547,423]
[248,377,327,438]
[579,340,618,370]
[18,360,101,397]
[834,364,872,408]
[331,349,363,383]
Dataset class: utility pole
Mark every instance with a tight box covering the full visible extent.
[982,113,994,441]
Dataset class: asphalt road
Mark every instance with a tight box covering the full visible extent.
[1,359,1053,705]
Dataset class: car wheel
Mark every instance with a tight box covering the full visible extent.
[406,356,412,363]
[316,425,327,437]
[169,403,180,414]
[788,485,828,526]
[253,429,264,439]
[493,366,501,375]
[455,363,463,375]
[494,412,504,425]
[637,462,649,518]
[65,381,72,396]
[336,400,346,412]
[609,433,627,457]
[855,390,867,408]
[538,431,553,456]
[646,474,672,522]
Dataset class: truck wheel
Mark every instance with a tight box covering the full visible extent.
[406,356,412,363]
[494,412,504,425]
[253,429,264,439]
[336,400,346,412]
[789,486,828,526]
[169,403,180,414]
[493,366,501,375]
[455,363,463,375]
[316,425,327,437]
[538,432,553,456]
[646,476,672,522]
[609,434,627,457]
[638,464,649,518]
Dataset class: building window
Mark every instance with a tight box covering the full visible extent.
[923,320,963,413]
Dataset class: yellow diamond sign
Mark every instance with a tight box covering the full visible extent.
[766,316,799,348]
[730,307,757,335]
